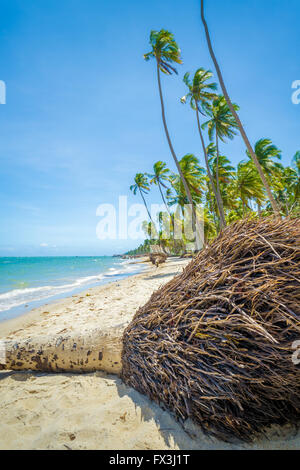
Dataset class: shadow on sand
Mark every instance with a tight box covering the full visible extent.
[143,272,179,281]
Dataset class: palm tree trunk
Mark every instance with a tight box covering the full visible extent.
[200,0,281,217]
[139,187,155,230]
[207,182,218,230]
[215,131,226,225]
[156,61,202,250]
[158,180,171,216]
[257,201,262,216]
[195,106,226,228]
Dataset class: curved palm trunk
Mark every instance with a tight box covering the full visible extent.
[157,180,171,216]
[139,187,154,224]
[215,131,226,225]
[195,106,226,228]
[200,0,281,217]
[156,60,203,249]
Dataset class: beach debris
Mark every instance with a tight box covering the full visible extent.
[122,217,300,442]
[149,253,167,267]
[0,325,125,374]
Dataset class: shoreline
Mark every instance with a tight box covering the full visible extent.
[0,257,149,334]
[0,257,185,340]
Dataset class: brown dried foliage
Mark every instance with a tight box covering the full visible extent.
[122,217,300,442]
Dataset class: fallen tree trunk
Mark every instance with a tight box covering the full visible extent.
[0,324,124,375]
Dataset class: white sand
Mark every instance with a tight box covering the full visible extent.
[0,257,299,450]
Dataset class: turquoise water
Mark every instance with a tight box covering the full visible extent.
[0,256,143,321]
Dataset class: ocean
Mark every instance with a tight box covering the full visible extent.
[0,256,144,322]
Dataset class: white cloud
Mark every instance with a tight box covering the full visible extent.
[40,243,48,247]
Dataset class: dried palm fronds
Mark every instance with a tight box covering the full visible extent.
[122,217,300,442]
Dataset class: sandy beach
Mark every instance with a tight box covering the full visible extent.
[0,257,299,450]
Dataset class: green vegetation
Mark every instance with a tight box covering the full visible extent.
[128,24,299,256]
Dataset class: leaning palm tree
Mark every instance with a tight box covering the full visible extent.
[202,95,239,222]
[181,68,227,227]
[148,161,171,215]
[144,30,201,245]
[200,0,281,216]
[130,173,155,226]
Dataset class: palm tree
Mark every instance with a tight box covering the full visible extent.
[200,0,281,216]
[272,167,298,215]
[272,152,300,215]
[245,138,282,214]
[208,149,236,218]
[169,154,205,248]
[247,138,282,178]
[144,30,195,218]
[231,161,265,216]
[176,153,206,198]
[202,95,239,221]
[130,173,154,225]
[148,161,171,215]
[181,68,226,227]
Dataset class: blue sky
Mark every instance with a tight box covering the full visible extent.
[0,0,299,256]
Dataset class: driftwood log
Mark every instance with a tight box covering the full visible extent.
[0,325,124,374]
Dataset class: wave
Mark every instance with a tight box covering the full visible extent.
[0,260,142,313]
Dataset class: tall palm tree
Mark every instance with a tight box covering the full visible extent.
[181,68,227,227]
[144,30,195,218]
[147,161,171,215]
[130,173,155,226]
[202,95,239,221]
[200,0,281,216]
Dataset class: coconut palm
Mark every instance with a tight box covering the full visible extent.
[144,30,196,219]
[202,95,239,218]
[176,153,206,199]
[208,149,236,219]
[181,68,227,228]
[130,173,154,226]
[147,161,171,215]
[231,161,265,216]
[246,138,282,178]
[200,0,281,216]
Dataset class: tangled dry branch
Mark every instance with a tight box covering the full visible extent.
[122,217,300,442]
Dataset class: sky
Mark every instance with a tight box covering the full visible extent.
[0,0,299,256]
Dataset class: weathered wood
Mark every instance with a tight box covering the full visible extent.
[0,324,125,374]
